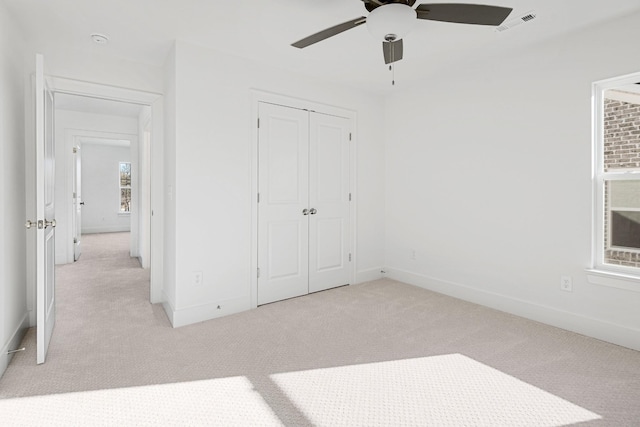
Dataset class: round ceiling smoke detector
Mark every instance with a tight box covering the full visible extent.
[367,3,417,42]
[91,33,109,45]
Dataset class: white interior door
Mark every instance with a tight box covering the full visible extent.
[257,103,310,305]
[257,102,351,305]
[308,113,351,293]
[72,145,82,261]
[35,53,56,364]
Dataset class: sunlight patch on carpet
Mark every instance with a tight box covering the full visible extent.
[0,376,281,426]
[270,353,601,426]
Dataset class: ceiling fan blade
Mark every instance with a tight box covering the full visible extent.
[292,16,367,49]
[416,3,513,26]
[383,39,403,64]
[364,0,384,12]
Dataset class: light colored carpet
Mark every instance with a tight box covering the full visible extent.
[0,232,639,425]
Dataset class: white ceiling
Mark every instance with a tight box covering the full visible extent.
[79,137,131,148]
[5,0,640,95]
[55,93,143,118]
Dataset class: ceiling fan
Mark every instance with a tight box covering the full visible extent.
[292,1,513,65]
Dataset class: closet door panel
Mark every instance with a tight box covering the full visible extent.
[258,103,310,305]
[309,113,351,293]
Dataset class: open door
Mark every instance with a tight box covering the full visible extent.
[72,145,82,261]
[34,53,56,364]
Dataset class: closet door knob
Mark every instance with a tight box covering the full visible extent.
[302,208,309,216]
[309,208,317,215]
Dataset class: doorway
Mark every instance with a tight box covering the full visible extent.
[31,75,164,306]
[53,93,143,266]
[253,96,356,306]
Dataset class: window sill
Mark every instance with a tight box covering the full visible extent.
[585,269,640,293]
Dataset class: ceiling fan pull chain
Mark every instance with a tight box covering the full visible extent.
[391,43,395,86]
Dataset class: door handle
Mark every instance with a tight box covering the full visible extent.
[309,208,317,215]
[302,208,309,216]
[80,202,85,206]
[25,219,54,229]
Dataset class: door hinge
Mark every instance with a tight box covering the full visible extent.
[349,253,352,262]
[257,267,261,278]
[349,193,352,201]
[257,118,260,128]
[257,193,260,203]
[349,132,352,141]
[72,147,78,154]
[73,192,76,199]
[73,238,77,244]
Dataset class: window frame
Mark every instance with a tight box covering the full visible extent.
[119,161,132,214]
[591,71,640,278]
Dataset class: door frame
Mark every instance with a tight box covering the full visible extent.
[250,90,358,308]
[27,76,165,309]
[62,131,138,262]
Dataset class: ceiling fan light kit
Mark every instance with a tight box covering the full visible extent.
[367,3,417,42]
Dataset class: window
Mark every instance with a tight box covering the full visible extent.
[119,162,131,213]
[593,75,640,274]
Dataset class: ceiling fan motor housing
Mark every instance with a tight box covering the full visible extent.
[362,0,418,11]
[367,3,417,41]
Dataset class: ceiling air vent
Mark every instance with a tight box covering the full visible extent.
[496,11,537,32]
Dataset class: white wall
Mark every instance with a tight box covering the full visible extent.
[29,41,163,95]
[81,143,132,234]
[384,10,640,351]
[54,110,138,263]
[163,41,386,326]
[0,1,28,378]
[162,45,177,317]
[138,106,152,268]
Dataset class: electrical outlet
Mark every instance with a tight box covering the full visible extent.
[560,275,573,292]
[192,271,203,287]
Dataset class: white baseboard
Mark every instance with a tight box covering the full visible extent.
[82,226,131,234]
[161,291,175,326]
[355,267,384,284]
[385,266,640,352]
[0,313,29,379]
[164,296,250,328]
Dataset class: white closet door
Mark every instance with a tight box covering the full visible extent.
[308,113,351,293]
[257,103,310,305]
